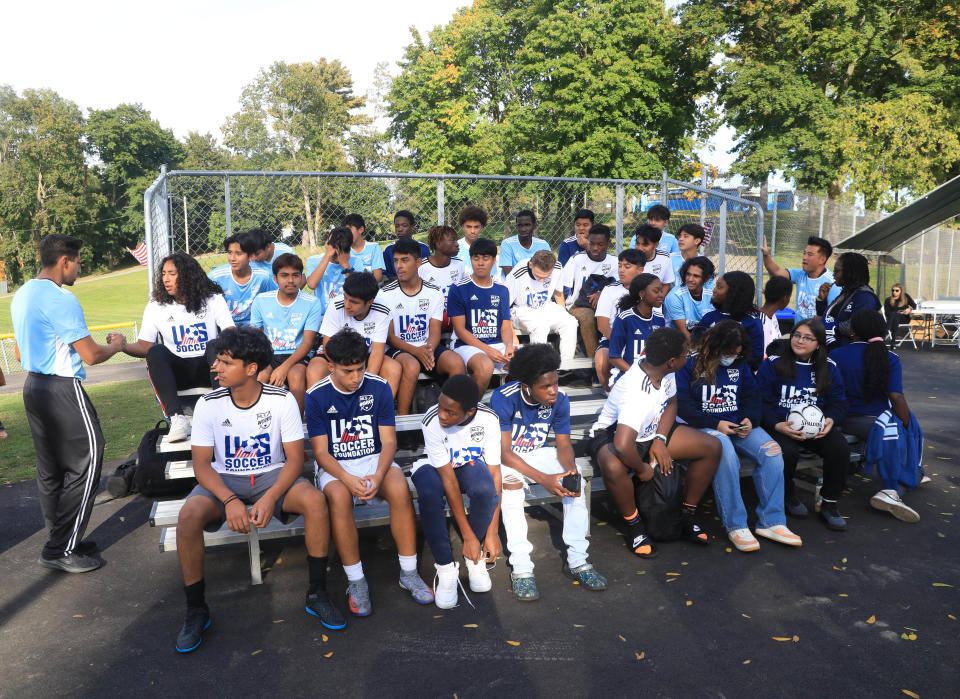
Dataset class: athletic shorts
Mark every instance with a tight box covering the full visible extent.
[587,422,678,463]
[386,345,455,378]
[595,338,609,352]
[454,341,507,369]
[271,354,309,370]
[187,469,308,532]
[314,452,402,497]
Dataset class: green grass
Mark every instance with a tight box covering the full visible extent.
[0,379,160,483]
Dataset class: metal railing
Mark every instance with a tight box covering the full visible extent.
[143,169,766,299]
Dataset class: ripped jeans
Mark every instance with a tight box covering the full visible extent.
[702,426,786,531]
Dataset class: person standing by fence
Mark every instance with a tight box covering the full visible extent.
[11,234,126,573]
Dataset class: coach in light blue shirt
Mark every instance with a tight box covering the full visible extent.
[11,234,126,573]
[761,235,840,321]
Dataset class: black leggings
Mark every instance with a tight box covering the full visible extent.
[766,423,850,501]
[146,344,218,417]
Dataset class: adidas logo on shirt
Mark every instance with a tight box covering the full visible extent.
[327,405,338,413]
[395,303,404,310]
[221,419,232,427]
[471,295,479,301]
[167,316,175,322]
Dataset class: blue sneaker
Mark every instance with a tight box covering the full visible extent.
[510,574,540,601]
[346,578,372,617]
[305,591,346,630]
[175,607,210,653]
[399,570,435,605]
[570,563,608,591]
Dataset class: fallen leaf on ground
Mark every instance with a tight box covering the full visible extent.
[932,583,953,588]
[433,615,443,619]
[574,624,586,628]
[324,652,333,658]
[619,634,626,642]
[838,594,849,597]
[463,624,479,628]
[842,557,848,563]
[273,619,284,624]
[792,635,800,642]
[666,572,681,576]
[772,637,792,642]
[635,651,645,659]
[867,615,876,624]
[937,533,946,538]
[251,649,262,656]
[742,613,751,619]
[947,614,956,621]
[743,660,751,665]
[73,615,84,619]
[901,691,919,698]
[321,634,328,642]
[685,601,693,606]
[506,641,520,646]
[725,547,733,553]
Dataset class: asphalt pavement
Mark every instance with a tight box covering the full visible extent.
[0,348,958,697]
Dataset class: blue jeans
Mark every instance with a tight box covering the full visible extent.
[703,426,786,531]
[411,460,499,565]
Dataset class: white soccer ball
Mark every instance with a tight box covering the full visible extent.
[787,404,825,438]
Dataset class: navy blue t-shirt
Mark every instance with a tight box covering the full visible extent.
[490,381,572,453]
[755,356,847,425]
[822,288,882,348]
[830,341,903,416]
[557,236,584,267]
[305,373,395,461]
[447,278,511,347]
[608,309,665,365]
[383,240,430,278]
[675,355,761,428]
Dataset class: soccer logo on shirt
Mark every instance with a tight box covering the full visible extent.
[172,323,209,351]
[223,433,272,471]
[359,394,374,412]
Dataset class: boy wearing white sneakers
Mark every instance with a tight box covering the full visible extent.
[413,375,502,608]
[490,344,607,600]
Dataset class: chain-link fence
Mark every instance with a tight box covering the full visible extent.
[143,170,765,296]
[0,323,142,376]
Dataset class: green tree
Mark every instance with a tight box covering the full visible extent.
[682,0,960,205]
[0,87,103,284]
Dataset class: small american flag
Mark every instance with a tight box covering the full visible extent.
[127,241,148,265]
[702,221,713,246]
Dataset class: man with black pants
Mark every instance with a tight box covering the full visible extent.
[11,234,126,573]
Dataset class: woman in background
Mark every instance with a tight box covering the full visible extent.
[883,283,916,347]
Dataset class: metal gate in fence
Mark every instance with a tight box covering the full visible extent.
[144,169,766,301]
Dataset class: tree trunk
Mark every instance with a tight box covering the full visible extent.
[300,184,315,249]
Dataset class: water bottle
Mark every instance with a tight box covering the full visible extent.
[814,476,823,512]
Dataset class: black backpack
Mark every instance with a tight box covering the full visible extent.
[135,420,196,498]
[634,463,687,541]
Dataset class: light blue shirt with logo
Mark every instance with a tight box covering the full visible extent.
[250,290,323,354]
[11,278,90,379]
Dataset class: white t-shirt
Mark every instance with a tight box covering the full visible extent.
[138,295,234,358]
[191,384,304,475]
[644,250,676,286]
[595,364,676,442]
[422,403,502,469]
[561,251,618,309]
[596,281,629,323]
[505,260,562,310]
[319,295,391,345]
[760,312,781,357]
[377,279,445,347]
[418,258,468,305]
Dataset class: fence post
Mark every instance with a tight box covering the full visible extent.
[183,195,190,255]
[899,243,906,286]
[932,227,941,300]
[436,178,445,226]
[771,198,778,256]
[851,205,857,237]
[917,232,926,299]
[224,175,232,240]
[948,229,955,297]
[661,170,668,208]
[755,205,765,306]
[699,169,707,226]
[718,200,727,276]
[1,339,9,375]
[818,200,825,237]
[615,184,624,252]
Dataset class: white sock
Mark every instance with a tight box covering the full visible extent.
[398,554,418,573]
[343,561,364,582]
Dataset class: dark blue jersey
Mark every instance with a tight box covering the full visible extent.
[608,309,665,365]
[490,381,571,454]
[557,236,585,267]
[821,287,882,348]
[446,278,511,347]
[755,355,847,426]
[830,342,902,416]
[699,309,765,371]
[383,240,430,278]
[305,373,395,461]
[676,355,761,428]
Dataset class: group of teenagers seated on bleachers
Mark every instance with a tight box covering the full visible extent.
[123,206,925,653]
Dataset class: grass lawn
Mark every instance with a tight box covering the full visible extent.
[0,379,160,483]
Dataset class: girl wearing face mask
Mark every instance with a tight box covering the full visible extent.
[676,321,801,552]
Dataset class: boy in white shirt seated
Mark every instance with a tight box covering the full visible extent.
[506,250,578,362]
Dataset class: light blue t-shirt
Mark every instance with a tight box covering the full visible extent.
[456,238,474,275]
[789,268,839,320]
[11,278,90,379]
[250,290,323,355]
[209,264,278,326]
[499,236,550,270]
[626,230,679,254]
[351,240,386,275]
[670,252,715,291]
[663,286,715,326]
[267,241,296,264]
[305,254,367,314]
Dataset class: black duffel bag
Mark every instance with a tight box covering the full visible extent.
[135,420,196,498]
[634,462,687,542]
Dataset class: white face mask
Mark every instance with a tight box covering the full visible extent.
[719,355,738,367]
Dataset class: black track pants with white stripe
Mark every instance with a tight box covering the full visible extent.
[23,373,104,558]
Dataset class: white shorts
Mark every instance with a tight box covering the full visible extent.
[500,446,579,486]
[454,342,507,369]
[315,453,401,496]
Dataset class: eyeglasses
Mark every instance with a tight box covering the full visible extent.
[791,333,817,343]
[891,288,900,292]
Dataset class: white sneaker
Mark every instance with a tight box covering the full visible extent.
[433,562,459,609]
[463,557,492,592]
[167,414,191,443]
[727,528,760,552]
[870,489,920,523]
[920,475,932,486]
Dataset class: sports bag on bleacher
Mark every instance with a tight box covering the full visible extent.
[135,420,196,498]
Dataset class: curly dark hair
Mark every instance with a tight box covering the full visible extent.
[214,326,273,373]
[324,328,369,366]
[694,320,751,385]
[717,271,756,320]
[153,252,224,314]
[509,343,560,386]
[427,225,458,252]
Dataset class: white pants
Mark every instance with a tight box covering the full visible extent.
[512,304,578,361]
[500,447,589,575]
[454,341,507,369]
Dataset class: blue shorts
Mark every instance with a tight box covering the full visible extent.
[596,338,609,352]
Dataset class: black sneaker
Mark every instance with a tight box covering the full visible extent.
[819,501,847,531]
[38,552,102,573]
[175,606,211,653]
[75,540,99,555]
[305,591,347,630]
[785,494,809,519]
